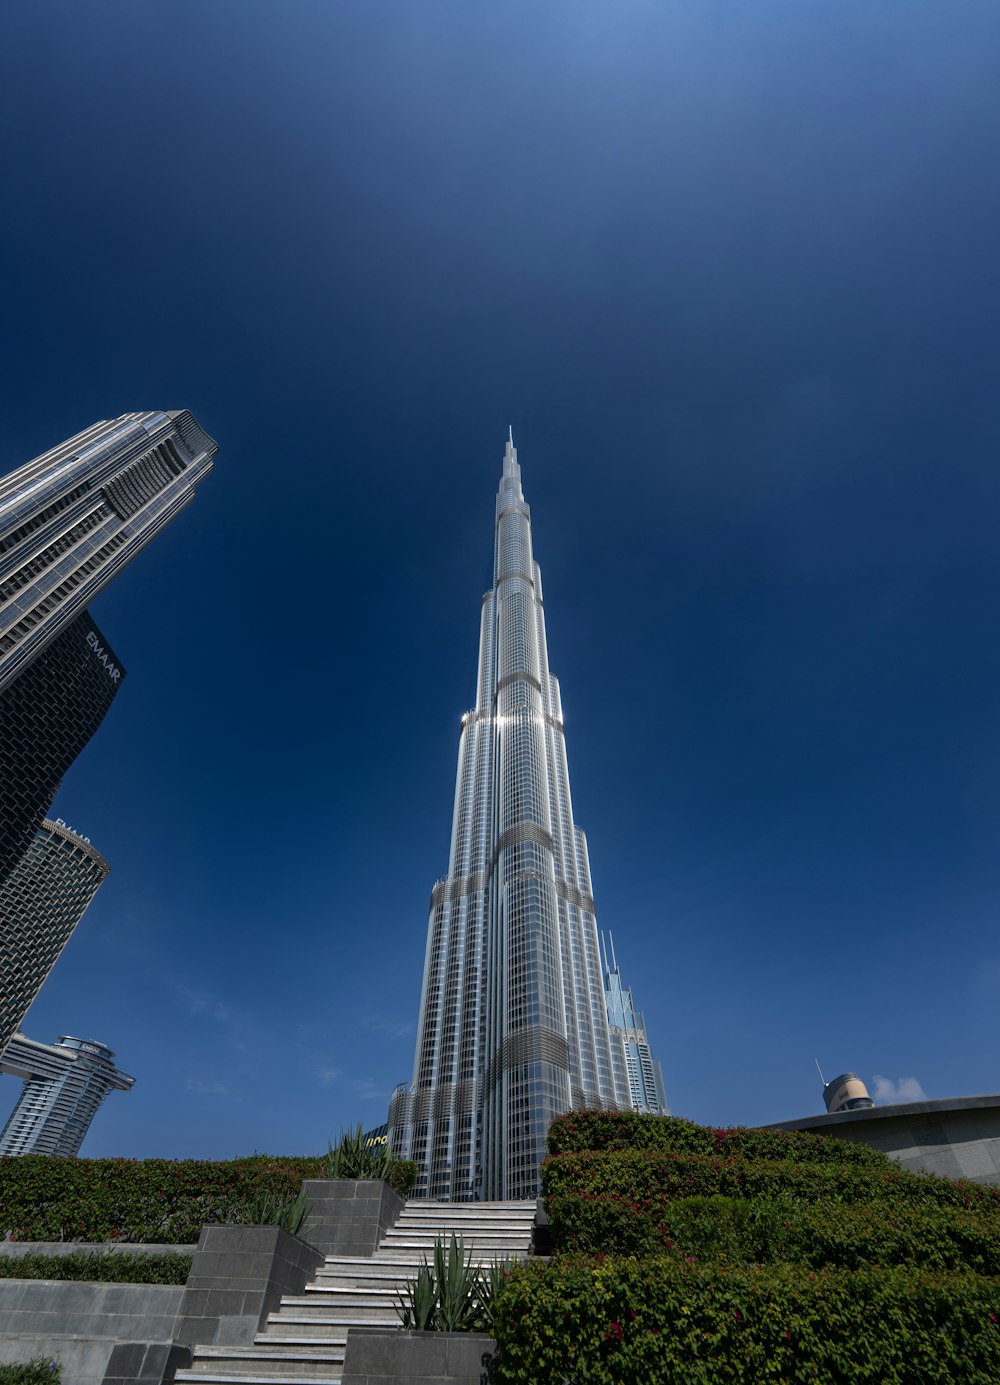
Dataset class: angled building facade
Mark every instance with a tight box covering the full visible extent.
[0,1032,134,1156]
[391,433,666,1200]
[0,613,123,885]
[0,409,216,880]
[0,820,110,1054]
[603,933,670,1116]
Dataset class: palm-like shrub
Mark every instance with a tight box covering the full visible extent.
[325,1126,394,1181]
[397,1234,509,1332]
[237,1183,309,1236]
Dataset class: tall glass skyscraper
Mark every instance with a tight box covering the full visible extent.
[0,1032,134,1156]
[0,410,216,880]
[0,819,110,1054]
[391,433,667,1201]
[603,933,670,1116]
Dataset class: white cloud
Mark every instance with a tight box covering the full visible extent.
[352,1078,389,1102]
[315,1066,343,1087]
[872,1075,927,1105]
[181,989,233,1025]
[184,1079,232,1096]
[361,1014,414,1041]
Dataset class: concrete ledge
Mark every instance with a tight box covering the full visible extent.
[0,1245,195,1260]
[300,1180,405,1257]
[341,1328,496,1385]
[766,1094,1000,1185]
[0,1280,183,1340]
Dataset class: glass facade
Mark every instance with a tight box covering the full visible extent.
[0,410,216,881]
[0,820,110,1055]
[391,434,666,1201]
[602,932,670,1116]
[0,1031,134,1156]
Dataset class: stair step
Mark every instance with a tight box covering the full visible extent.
[254,1337,348,1350]
[177,1375,338,1385]
[191,1349,345,1363]
[182,1352,343,1380]
[265,1315,396,1335]
[281,1295,399,1310]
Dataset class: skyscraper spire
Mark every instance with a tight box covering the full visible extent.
[390,435,668,1200]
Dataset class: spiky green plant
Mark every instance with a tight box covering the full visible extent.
[397,1260,438,1330]
[395,1235,505,1332]
[325,1125,394,1181]
[237,1183,309,1236]
[477,1259,514,1330]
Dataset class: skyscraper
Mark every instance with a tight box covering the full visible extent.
[0,1032,134,1156]
[0,409,216,880]
[390,432,666,1200]
[0,613,123,886]
[603,933,670,1116]
[0,819,110,1054]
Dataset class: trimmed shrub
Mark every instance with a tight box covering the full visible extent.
[545,1190,1000,1273]
[547,1110,891,1168]
[388,1159,418,1197]
[0,1155,324,1243]
[0,1150,420,1243]
[0,1362,60,1385]
[0,1251,191,1284]
[493,1255,1000,1384]
[543,1147,1000,1251]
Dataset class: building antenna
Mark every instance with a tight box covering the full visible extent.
[814,1056,827,1087]
[508,424,514,446]
[608,931,618,973]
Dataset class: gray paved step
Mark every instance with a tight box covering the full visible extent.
[180,1347,344,1379]
[177,1374,338,1385]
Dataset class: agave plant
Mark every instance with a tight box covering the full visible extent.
[396,1235,511,1332]
[325,1125,394,1181]
[397,1259,438,1330]
[237,1183,309,1236]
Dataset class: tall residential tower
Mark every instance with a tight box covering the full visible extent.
[0,410,216,880]
[0,820,110,1054]
[0,1033,134,1156]
[390,433,667,1200]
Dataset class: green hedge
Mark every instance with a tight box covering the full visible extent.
[0,1155,324,1243]
[0,1251,192,1284]
[493,1255,1000,1384]
[547,1110,891,1168]
[543,1148,1000,1246]
[543,1190,1000,1273]
[0,1362,60,1385]
[0,1154,419,1243]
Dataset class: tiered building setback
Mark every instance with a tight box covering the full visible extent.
[391,433,667,1200]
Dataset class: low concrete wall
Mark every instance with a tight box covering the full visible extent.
[341,1328,496,1385]
[300,1179,404,1257]
[0,1280,184,1343]
[767,1094,1000,1184]
[0,1336,186,1385]
[0,1282,186,1385]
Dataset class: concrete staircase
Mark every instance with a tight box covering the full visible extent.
[176,1201,534,1385]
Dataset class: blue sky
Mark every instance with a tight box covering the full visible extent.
[1,1,999,1156]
